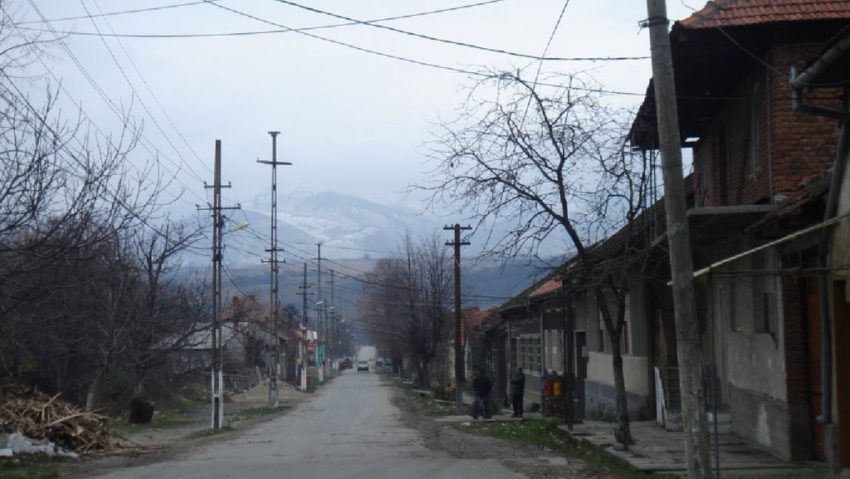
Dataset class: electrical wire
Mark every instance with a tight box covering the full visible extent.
[89,0,208,170]
[15,1,212,210]
[16,0,219,25]
[266,0,647,63]
[200,1,645,97]
[20,0,509,39]
[79,0,203,181]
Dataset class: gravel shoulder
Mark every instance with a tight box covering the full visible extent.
[56,380,312,478]
[384,376,615,479]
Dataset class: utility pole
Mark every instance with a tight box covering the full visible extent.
[644,2,710,477]
[314,243,325,379]
[257,131,292,407]
[199,140,240,429]
[330,269,336,362]
[444,224,471,413]
[296,262,313,392]
[297,262,313,327]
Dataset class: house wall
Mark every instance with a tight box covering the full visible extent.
[575,281,654,420]
[708,236,796,459]
[692,40,840,209]
[833,147,850,271]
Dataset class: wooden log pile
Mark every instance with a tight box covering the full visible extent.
[0,386,123,453]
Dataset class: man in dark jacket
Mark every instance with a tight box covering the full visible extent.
[510,367,525,417]
[472,369,493,418]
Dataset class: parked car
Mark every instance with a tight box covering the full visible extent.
[357,361,369,372]
[340,358,353,370]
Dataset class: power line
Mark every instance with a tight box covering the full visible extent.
[78,0,202,180]
[16,0,220,25]
[15,1,211,208]
[267,0,648,63]
[20,0,509,39]
[89,0,208,170]
[200,1,646,97]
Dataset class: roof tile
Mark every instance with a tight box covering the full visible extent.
[679,0,850,29]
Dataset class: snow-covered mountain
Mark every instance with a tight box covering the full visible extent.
[217,191,443,265]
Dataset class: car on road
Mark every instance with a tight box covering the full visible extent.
[357,360,369,372]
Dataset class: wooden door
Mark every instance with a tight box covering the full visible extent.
[806,282,825,460]
[575,331,587,419]
[835,280,850,467]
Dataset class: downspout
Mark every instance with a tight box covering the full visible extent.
[792,57,850,467]
[817,113,849,437]
[766,51,774,204]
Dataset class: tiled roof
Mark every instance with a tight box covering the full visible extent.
[679,0,850,29]
[464,307,500,329]
[529,278,562,298]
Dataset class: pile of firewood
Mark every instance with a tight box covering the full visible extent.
[0,386,122,453]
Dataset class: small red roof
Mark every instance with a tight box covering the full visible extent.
[679,0,850,29]
[464,307,500,329]
[529,278,562,298]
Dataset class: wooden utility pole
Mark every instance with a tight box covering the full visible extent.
[644,1,711,477]
[444,224,471,413]
[258,131,292,407]
[200,140,240,429]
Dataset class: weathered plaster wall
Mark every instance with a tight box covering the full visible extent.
[587,352,650,396]
[832,149,850,273]
[728,383,794,460]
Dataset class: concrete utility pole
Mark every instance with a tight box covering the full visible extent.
[314,243,325,379]
[257,131,292,407]
[296,262,313,392]
[329,269,336,362]
[644,1,711,477]
[200,140,240,429]
[444,224,471,413]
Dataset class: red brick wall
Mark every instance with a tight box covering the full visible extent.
[692,40,841,208]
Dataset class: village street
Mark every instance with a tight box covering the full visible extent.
[85,371,525,479]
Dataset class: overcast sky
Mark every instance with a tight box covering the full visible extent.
[12,0,694,217]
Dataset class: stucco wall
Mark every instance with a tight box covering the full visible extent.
[587,352,650,396]
[832,148,850,273]
[728,383,793,460]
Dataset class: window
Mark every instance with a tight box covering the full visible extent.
[517,335,541,371]
[752,251,778,336]
[748,82,762,173]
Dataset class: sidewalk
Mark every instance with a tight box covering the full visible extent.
[559,420,827,478]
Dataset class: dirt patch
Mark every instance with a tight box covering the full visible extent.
[386,378,615,479]
[56,382,309,478]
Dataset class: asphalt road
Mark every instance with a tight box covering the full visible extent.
[91,370,525,479]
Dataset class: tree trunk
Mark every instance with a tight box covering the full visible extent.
[85,370,103,411]
[611,341,633,446]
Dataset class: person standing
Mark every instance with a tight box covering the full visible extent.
[472,368,493,419]
[510,367,525,417]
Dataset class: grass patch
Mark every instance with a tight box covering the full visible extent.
[231,405,286,420]
[0,459,62,479]
[391,376,456,416]
[462,419,676,479]
[185,425,233,439]
[109,416,195,435]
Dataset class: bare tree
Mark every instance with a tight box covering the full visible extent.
[424,71,656,443]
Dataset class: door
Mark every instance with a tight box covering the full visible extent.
[835,280,850,467]
[806,281,825,460]
[575,331,587,420]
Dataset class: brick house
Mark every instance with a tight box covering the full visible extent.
[629,0,850,464]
